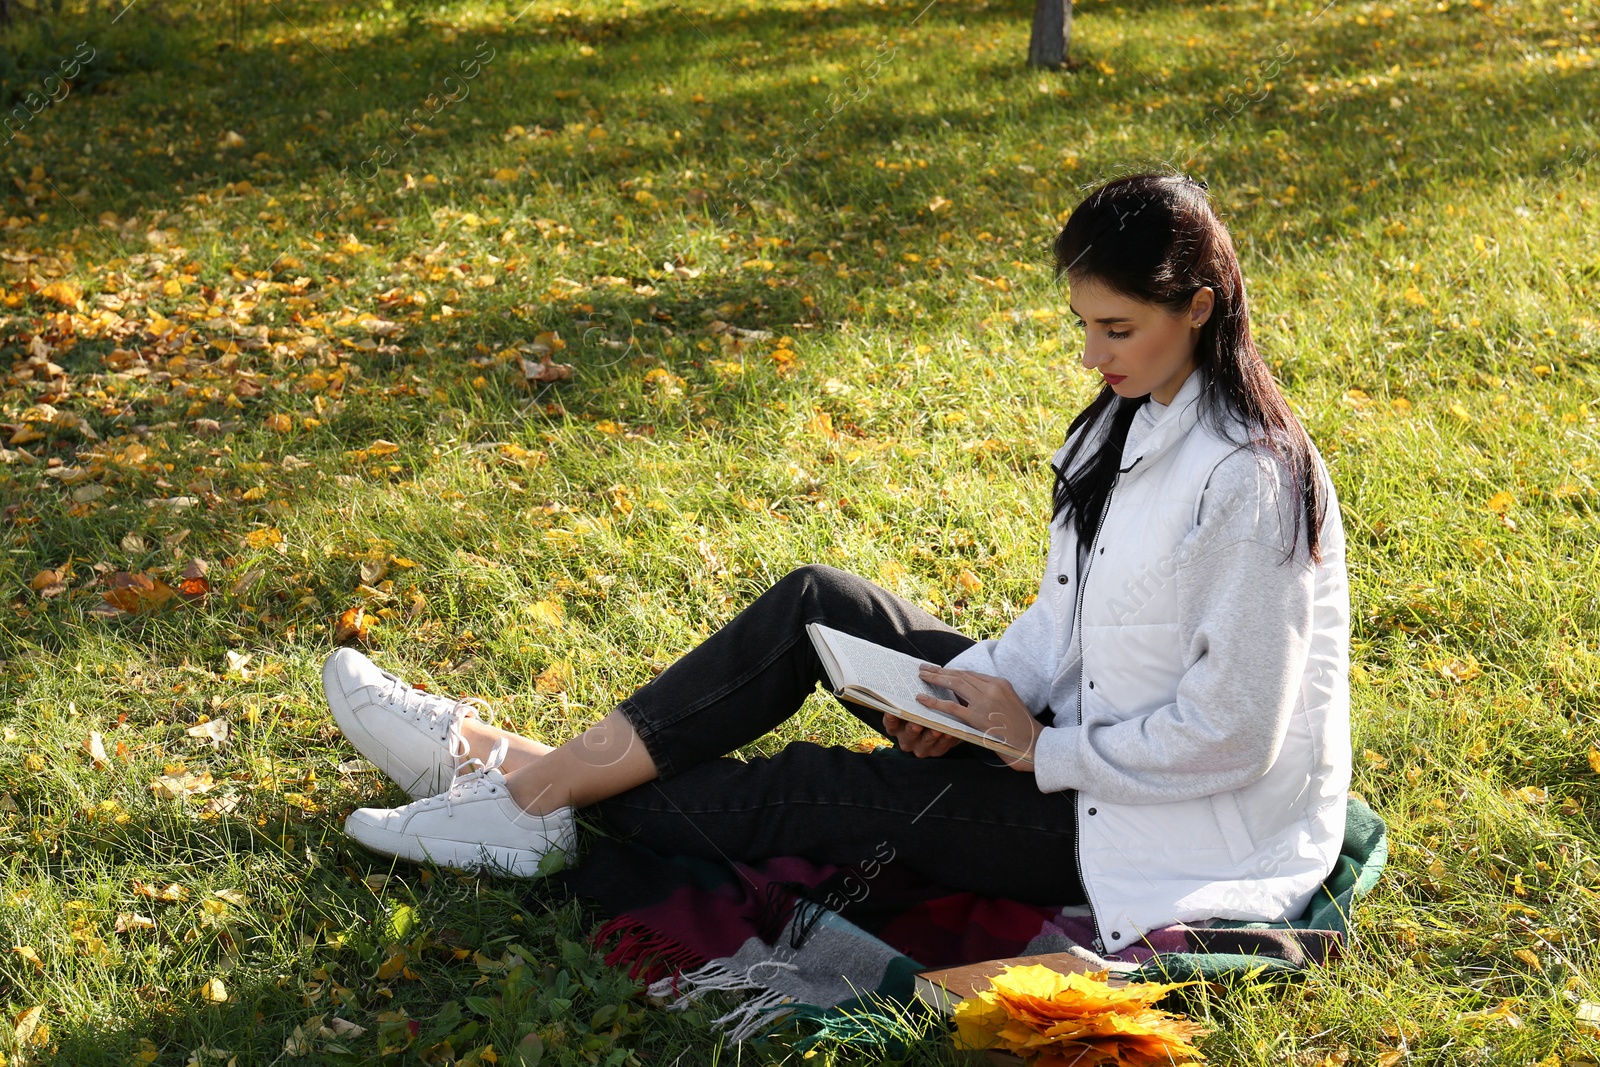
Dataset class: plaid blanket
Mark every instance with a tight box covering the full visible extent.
[552,795,1387,1048]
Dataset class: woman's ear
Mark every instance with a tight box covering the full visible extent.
[1190,286,1216,328]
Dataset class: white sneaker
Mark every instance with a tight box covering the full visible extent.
[323,647,495,799]
[344,740,576,878]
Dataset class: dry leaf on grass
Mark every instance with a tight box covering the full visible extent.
[82,731,110,769]
[285,1014,368,1056]
[40,279,82,307]
[13,1005,47,1048]
[102,571,177,615]
[1458,998,1523,1028]
[534,661,571,694]
[204,792,242,816]
[178,558,211,600]
[30,565,69,597]
[241,527,286,551]
[131,880,190,903]
[152,772,216,799]
[520,353,574,383]
[114,913,156,934]
[334,605,373,645]
[186,719,230,749]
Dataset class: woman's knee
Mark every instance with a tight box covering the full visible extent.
[777,562,872,608]
[756,564,897,638]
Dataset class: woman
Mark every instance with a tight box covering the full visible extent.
[325,172,1351,956]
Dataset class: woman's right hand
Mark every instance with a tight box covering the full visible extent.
[883,713,962,758]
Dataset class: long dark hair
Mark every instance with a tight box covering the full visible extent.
[1050,172,1326,563]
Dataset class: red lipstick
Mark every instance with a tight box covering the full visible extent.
[1102,374,1127,386]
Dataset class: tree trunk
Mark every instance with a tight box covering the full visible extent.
[1028,0,1073,70]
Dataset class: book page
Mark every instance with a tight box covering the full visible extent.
[814,624,955,709]
[809,624,1029,757]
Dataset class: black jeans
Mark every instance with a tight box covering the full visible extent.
[586,564,1088,906]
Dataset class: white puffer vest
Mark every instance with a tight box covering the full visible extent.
[1035,379,1350,956]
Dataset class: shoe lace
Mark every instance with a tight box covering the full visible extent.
[439,737,511,816]
[377,675,496,764]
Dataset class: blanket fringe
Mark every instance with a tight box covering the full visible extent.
[592,917,707,986]
[645,958,800,1042]
[718,989,797,1043]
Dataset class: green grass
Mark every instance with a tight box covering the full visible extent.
[2,0,1600,1062]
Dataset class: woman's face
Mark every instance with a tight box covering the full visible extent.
[1067,276,1214,406]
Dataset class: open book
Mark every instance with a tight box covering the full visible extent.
[806,623,1031,762]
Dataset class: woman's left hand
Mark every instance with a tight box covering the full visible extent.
[915,665,1042,771]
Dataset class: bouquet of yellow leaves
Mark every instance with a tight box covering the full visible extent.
[950,964,1209,1066]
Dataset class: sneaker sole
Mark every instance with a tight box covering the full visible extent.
[323,654,452,800]
[344,814,557,878]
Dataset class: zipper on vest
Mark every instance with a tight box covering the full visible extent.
[1070,457,1138,955]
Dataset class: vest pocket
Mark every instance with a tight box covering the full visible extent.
[1210,790,1255,866]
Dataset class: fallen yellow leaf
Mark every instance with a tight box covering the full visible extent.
[29,567,66,592]
[82,731,110,769]
[13,1004,46,1047]
[102,571,177,615]
[131,880,190,903]
[242,528,285,550]
[152,772,216,799]
[40,279,82,307]
[806,410,839,439]
[534,661,572,695]
[186,719,231,749]
[334,605,372,646]
[114,913,156,934]
[375,951,408,980]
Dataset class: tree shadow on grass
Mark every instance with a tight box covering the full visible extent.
[9,0,1572,263]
